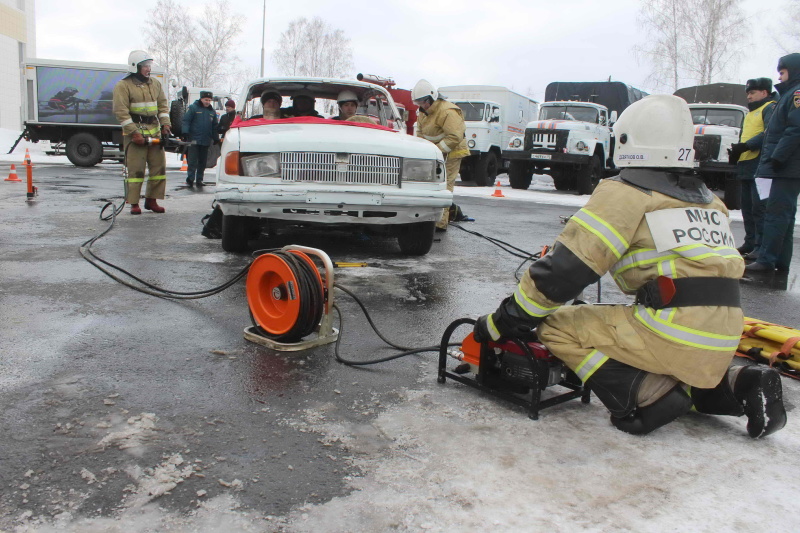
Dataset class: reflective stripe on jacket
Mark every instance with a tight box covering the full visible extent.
[112,75,170,136]
[511,175,744,384]
[415,99,470,158]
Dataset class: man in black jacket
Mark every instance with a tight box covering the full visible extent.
[729,78,778,259]
[218,99,236,138]
[746,54,800,273]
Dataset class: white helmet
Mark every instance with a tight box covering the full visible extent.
[412,79,438,102]
[337,90,358,104]
[613,95,695,169]
[127,50,154,73]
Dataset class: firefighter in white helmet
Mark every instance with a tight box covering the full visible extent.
[332,90,373,124]
[413,79,471,231]
[112,50,171,214]
[474,94,786,437]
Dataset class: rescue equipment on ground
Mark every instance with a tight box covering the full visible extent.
[438,318,590,420]
[5,164,21,182]
[491,180,505,197]
[244,246,338,352]
[738,317,800,379]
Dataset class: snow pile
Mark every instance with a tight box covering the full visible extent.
[124,454,197,506]
[96,413,158,452]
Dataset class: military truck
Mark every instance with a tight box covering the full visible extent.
[674,83,748,209]
[506,81,647,194]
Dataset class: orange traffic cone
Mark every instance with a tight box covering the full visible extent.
[180,154,188,171]
[491,180,505,198]
[5,164,22,182]
[23,148,32,166]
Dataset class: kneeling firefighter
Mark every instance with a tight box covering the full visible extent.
[474,94,787,437]
[412,79,472,230]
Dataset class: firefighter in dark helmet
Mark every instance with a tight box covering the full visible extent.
[474,94,786,438]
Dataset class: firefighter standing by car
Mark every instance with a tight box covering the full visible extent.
[413,80,471,231]
[112,50,171,214]
[473,95,786,438]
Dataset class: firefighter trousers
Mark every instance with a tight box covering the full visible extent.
[124,137,167,204]
[537,304,734,390]
[438,155,463,229]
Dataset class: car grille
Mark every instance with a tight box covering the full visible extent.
[281,152,400,186]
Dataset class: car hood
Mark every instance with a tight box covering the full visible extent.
[236,123,442,160]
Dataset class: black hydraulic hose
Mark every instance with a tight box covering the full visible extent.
[101,142,135,221]
[81,202,249,299]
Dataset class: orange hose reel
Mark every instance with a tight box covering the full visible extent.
[244,246,338,351]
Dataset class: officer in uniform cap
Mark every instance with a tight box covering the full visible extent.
[474,95,786,437]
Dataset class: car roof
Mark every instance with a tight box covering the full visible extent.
[243,77,393,102]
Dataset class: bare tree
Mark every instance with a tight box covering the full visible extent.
[183,0,244,87]
[682,0,747,85]
[634,0,748,89]
[775,0,800,52]
[272,17,354,78]
[633,0,686,92]
[143,0,191,88]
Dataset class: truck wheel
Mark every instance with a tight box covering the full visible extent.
[397,221,436,256]
[550,169,573,191]
[66,133,103,167]
[222,215,251,253]
[170,100,185,137]
[724,178,742,210]
[577,155,602,195]
[474,152,498,187]
[508,160,533,189]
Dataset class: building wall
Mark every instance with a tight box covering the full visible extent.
[0,0,35,131]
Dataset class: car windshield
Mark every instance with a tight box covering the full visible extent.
[690,108,744,128]
[241,82,401,129]
[540,105,599,123]
[454,102,487,121]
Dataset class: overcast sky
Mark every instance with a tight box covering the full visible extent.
[35,0,790,101]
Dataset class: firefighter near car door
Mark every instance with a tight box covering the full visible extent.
[112,56,171,205]
[416,99,470,228]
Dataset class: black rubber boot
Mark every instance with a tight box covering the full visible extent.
[585,359,648,418]
[691,374,744,416]
[733,366,787,438]
[611,385,693,435]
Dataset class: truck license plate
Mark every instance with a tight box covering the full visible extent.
[531,154,552,160]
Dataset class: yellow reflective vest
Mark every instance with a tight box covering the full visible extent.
[739,100,775,162]
[112,75,170,137]
[415,99,470,158]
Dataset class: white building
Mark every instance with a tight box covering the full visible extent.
[0,0,35,130]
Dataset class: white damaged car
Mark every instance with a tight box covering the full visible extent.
[215,77,452,255]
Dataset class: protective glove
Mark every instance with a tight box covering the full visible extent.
[131,132,145,146]
[161,124,172,137]
[771,158,786,170]
[727,142,748,164]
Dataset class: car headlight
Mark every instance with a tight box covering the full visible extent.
[467,139,476,149]
[241,153,281,177]
[512,138,522,148]
[576,141,587,151]
[403,158,440,182]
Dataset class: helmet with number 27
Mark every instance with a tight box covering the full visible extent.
[613,94,695,169]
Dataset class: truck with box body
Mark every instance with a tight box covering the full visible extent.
[506,81,647,194]
[18,58,166,167]
[674,83,748,209]
[439,85,539,187]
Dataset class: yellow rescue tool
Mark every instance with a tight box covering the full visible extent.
[739,318,800,372]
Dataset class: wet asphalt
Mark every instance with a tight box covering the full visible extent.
[0,162,798,527]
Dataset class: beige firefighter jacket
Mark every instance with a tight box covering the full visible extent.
[113,75,170,137]
[415,99,470,158]
[516,177,744,387]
